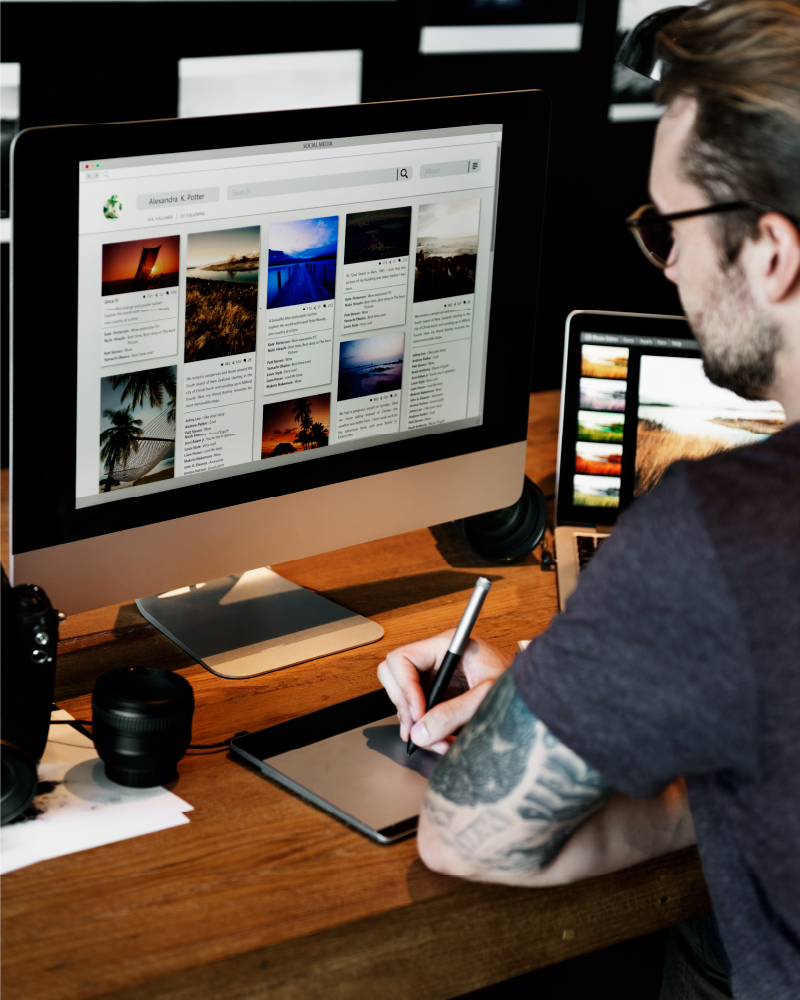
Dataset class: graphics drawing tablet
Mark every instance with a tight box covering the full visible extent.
[230,689,440,843]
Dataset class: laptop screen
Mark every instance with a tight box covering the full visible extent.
[556,312,786,527]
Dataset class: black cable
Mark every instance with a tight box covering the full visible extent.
[51,705,249,753]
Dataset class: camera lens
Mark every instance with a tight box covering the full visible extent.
[0,744,38,824]
[457,477,548,562]
[92,668,194,787]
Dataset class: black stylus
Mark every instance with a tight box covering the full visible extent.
[407,576,492,756]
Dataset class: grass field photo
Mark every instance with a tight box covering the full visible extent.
[577,410,625,444]
[573,473,620,508]
[581,344,629,380]
[634,355,786,495]
[185,226,260,363]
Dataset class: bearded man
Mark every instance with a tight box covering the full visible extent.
[378,3,800,997]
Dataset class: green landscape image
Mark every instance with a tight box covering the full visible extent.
[577,409,624,443]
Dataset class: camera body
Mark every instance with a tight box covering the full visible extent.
[1,568,62,824]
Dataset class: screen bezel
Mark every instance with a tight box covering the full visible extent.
[11,90,549,556]
[557,310,694,528]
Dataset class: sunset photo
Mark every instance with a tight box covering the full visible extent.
[102,236,180,296]
[261,393,330,459]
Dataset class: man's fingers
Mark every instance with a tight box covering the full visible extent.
[377,661,415,740]
[409,681,494,749]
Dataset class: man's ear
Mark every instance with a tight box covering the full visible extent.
[752,212,800,304]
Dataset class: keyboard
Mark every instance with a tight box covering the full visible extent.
[574,532,610,572]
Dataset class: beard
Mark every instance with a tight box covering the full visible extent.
[685,262,782,401]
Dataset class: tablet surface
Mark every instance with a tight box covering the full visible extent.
[230,689,440,843]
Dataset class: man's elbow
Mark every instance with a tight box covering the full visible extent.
[416,807,477,879]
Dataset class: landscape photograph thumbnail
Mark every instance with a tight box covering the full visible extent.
[634,354,786,496]
[261,392,330,459]
[581,345,629,380]
[579,377,626,413]
[344,207,412,264]
[99,366,176,493]
[267,216,338,308]
[577,410,624,444]
[573,473,620,508]
[575,441,623,477]
[338,330,404,402]
[185,226,259,364]
[102,236,180,296]
[414,198,480,303]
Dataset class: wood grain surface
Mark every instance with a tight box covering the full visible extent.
[1,392,711,1000]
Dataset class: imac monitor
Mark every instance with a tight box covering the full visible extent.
[10,91,550,674]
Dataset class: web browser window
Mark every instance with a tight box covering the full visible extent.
[75,125,502,507]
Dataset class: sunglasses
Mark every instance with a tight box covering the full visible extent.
[625,200,785,268]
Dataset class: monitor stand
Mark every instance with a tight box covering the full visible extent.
[137,567,384,679]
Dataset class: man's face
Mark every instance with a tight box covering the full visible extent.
[650,98,780,400]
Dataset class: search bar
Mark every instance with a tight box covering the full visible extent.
[227,166,412,201]
[420,159,481,179]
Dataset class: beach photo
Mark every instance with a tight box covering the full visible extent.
[579,377,626,413]
[338,331,404,402]
[99,366,176,493]
[185,226,259,363]
[577,410,625,444]
[581,344,629,380]
[575,441,623,477]
[267,216,338,308]
[102,236,180,296]
[635,355,786,495]
[344,207,412,264]
[414,198,479,303]
[261,393,330,459]
[573,473,620,508]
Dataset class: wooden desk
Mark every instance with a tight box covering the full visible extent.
[1,392,711,1000]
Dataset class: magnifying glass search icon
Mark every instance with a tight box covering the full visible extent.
[399,168,410,179]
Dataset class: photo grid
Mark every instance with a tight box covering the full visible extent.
[80,135,496,504]
[574,345,628,508]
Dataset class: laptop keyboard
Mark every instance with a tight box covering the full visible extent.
[574,532,610,571]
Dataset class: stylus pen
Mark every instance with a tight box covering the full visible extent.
[407,576,492,757]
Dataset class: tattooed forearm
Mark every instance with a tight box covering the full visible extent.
[421,672,614,879]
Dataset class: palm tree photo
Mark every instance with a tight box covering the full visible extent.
[100,407,143,492]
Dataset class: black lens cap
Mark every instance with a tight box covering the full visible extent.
[92,668,194,787]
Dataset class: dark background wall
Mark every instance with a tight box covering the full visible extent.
[0,0,682,465]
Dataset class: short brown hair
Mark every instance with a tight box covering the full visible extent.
[655,0,800,262]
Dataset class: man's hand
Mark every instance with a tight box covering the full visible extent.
[377,632,513,754]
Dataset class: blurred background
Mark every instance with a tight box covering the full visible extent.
[1,0,691,466]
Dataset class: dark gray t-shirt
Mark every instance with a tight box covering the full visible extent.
[513,425,800,1000]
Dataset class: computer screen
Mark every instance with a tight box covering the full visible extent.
[11,92,549,614]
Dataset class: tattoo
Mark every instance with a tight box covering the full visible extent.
[424,672,614,874]
[430,671,536,806]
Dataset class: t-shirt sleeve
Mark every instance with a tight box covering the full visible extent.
[512,464,759,799]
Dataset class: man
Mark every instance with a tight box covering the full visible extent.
[377,2,800,997]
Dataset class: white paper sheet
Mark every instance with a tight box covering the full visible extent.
[1,711,193,874]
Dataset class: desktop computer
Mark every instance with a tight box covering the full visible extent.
[9,90,550,675]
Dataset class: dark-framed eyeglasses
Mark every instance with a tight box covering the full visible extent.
[625,200,784,269]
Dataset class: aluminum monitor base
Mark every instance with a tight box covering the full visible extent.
[137,567,384,679]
